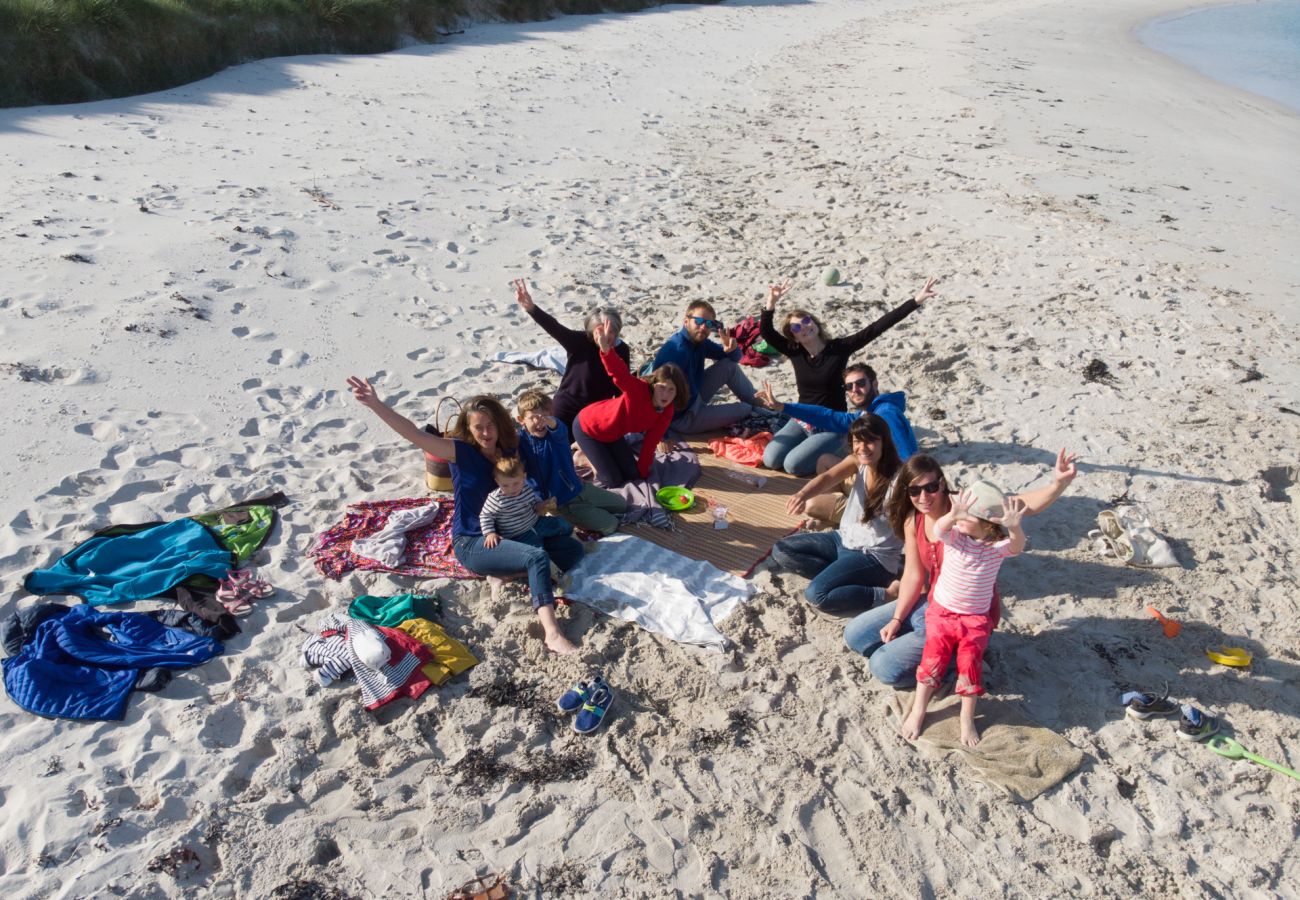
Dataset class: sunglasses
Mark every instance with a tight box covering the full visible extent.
[907,479,943,498]
[843,377,871,393]
[789,316,814,334]
[689,316,723,330]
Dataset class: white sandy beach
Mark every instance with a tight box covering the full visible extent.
[1,0,1298,896]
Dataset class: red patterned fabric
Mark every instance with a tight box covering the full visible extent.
[730,316,772,368]
[309,497,477,581]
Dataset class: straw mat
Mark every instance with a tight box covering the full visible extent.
[623,444,804,577]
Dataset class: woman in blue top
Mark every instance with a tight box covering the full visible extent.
[347,377,584,654]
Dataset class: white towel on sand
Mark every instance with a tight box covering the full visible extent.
[351,501,442,567]
[565,534,754,650]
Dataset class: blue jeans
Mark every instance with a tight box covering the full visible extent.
[844,598,930,686]
[453,527,583,609]
[511,515,573,548]
[670,358,757,437]
[770,530,896,614]
[762,419,847,476]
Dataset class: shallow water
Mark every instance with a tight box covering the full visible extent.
[1140,0,1300,112]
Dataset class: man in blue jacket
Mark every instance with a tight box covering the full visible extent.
[756,362,918,524]
[653,300,760,437]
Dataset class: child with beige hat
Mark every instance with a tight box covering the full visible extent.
[900,479,1027,747]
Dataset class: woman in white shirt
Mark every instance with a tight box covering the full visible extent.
[770,414,903,613]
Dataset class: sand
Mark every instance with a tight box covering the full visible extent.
[1,0,1298,896]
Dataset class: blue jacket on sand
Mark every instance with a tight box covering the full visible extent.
[652,328,741,418]
[782,391,918,460]
[24,518,233,605]
[2,604,223,720]
[519,421,583,506]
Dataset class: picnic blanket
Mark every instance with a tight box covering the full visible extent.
[310,497,475,581]
[625,443,804,576]
[565,534,755,650]
[886,692,1084,802]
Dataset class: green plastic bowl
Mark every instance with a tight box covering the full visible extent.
[656,486,695,511]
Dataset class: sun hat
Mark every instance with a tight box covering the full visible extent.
[964,480,1007,521]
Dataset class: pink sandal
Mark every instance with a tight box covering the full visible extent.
[216,570,273,616]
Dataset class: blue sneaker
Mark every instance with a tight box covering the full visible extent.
[555,679,590,714]
[573,681,614,735]
[1177,704,1220,742]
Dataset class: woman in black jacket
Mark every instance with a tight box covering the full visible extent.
[513,279,631,433]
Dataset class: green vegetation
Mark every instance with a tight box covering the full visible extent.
[0,0,697,108]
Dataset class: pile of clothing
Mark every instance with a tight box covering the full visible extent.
[2,604,232,720]
[301,593,477,711]
[4,494,287,720]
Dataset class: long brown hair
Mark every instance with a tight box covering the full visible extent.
[886,453,952,537]
[448,395,519,456]
[849,414,900,524]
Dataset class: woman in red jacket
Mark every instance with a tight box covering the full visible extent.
[573,322,690,488]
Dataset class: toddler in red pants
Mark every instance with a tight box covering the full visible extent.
[901,480,1026,747]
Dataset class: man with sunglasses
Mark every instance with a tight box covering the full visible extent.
[652,299,760,436]
[756,363,917,526]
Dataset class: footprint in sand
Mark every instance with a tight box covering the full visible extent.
[267,349,309,368]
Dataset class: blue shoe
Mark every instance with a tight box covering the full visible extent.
[556,679,590,714]
[573,681,614,735]
[1177,704,1220,742]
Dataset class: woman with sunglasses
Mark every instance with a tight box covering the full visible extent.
[769,415,904,613]
[512,279,630,434]
[759,277,937,476]
[346,377,585,655]
[843,449,1078,684]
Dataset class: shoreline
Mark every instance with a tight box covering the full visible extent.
[1,0,1298,895]
[1133,0,1300,116]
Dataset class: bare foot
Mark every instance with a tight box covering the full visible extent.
[900,707,926,741]
[544,631,579,655]
[885,579,901,600]
[960,721,981,748]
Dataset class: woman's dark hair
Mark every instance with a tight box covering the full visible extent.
[448,395,519,455]
[646,363,690,411]
[848,414,901,524]
[886,453,952,537]
[781,307,830,343]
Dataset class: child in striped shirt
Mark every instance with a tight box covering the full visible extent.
[480,457,571,550]
[901,480,1026,747]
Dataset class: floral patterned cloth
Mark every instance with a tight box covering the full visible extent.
[309,497,476,581]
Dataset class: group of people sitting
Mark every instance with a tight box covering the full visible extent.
[348,276,1078,745]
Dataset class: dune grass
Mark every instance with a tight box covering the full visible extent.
[0,0,691,108]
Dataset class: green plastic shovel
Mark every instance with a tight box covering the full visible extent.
[1207,736,1300,781]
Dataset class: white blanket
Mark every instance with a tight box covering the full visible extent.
[565,534,755,651]
[488,347,568,375]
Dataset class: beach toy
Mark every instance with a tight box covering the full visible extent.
[1146,605,1181,638]
[1207,736,1300,782]
[821,266,841,286]
[1205,646,1252,667]
[655,486,695,511]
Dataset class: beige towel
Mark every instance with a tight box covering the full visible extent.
[887,692,1083,802]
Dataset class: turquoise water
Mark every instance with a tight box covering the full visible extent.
[1139,0,1300,112]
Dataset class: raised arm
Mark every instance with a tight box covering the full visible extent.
[1011,448,1078,516]
[841,276,936,353]
[514,279,588,354]
[594,322,639,395]
[995,497,1028,555]
[347,376,453,458]
[759,280,797,356]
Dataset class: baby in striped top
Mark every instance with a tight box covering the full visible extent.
[901,480,1027,747]
[480,457,552,549]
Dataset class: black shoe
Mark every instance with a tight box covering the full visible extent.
[1125,687,1178,720]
